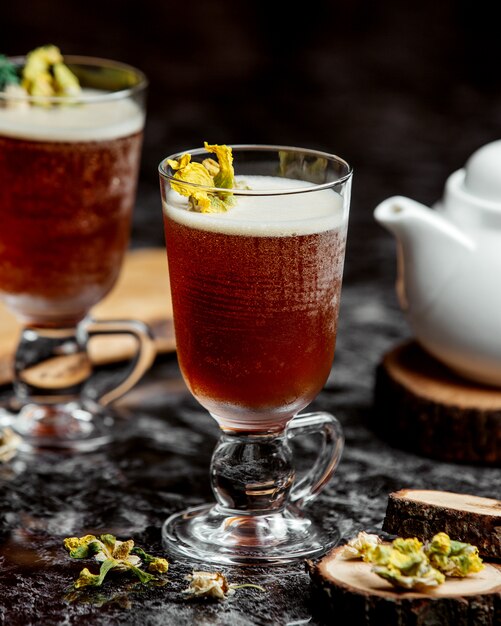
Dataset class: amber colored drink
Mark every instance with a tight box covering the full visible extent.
[0,91,144,325]
[0,133,142,324]
[163,176,348,431]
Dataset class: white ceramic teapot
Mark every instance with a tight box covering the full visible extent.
[374,140,501,387]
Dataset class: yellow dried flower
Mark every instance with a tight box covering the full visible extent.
[342,530,483,592]
[63,534,98,558]
[63,534,168,588]
[21,45,81,104]
[369,536,445,590]
[74,567,100,589]
[204,142,234,190]
[372,563,445,591]
[53,62,81,96]
[201,157,220,178]
[112,539,134,560]
[148,558,169,574]
[424,532,484,577]
[168,143,235,213]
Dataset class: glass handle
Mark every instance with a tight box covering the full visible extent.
[84,318,156,406]
[287,412,344,509]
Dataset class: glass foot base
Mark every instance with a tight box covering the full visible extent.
[162,503,340,566]
[0,401,115,452]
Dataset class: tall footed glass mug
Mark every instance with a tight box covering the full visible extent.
[159,145,351,564]
[0,55,155,451]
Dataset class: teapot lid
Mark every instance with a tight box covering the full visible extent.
[464,140,501,201]
[443,140,501,227]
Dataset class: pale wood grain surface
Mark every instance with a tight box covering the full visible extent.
[0,248,175,385]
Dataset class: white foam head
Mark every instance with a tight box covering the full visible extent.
[0,89,144,142]
[164,176,347,237]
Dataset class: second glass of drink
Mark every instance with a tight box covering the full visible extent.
[0,54,155,451]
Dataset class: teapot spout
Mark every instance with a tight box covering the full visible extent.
[374,196,475,315]
[374,196,474,250]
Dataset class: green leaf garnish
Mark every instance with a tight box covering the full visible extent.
[75,559,117,589]
[0,55,20,90]
[64,534,169,589]
[131,546,169,573]
[126,564,156,585]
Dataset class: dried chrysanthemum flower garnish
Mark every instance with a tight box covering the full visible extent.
[342,531,483,592]
[369,538,445,591]
[63,534,168,589]
[0,427,21,462]
[1,46,81,109]
[341,531,382,560]
[22,45,81,101]
[183,570,265,601]
[168,142,241,213]
[424,532,484,578]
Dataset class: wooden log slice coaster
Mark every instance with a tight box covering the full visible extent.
[383,489,501,559]
[373,341,501,465]
[307,545,501,626]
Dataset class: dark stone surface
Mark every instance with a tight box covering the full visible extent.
[0,282,499,625]
[2,2,501,623]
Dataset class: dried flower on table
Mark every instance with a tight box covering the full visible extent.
[183,571,265,600]
[63,534,169,589]
[183,571,234,600]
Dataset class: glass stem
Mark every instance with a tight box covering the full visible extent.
[210,430,295,514]
[13,323,92,407]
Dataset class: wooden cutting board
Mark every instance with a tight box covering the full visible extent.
[0,248,175,385]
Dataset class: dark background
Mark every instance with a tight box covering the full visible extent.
[3,0,501,281]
